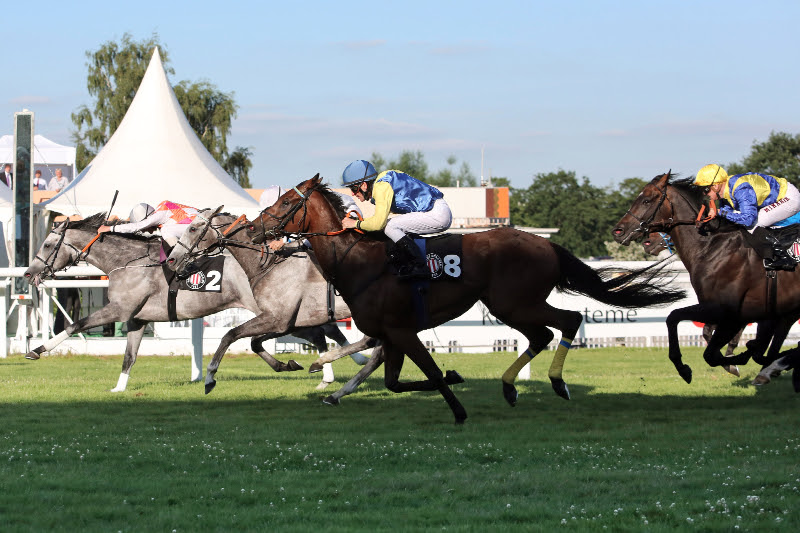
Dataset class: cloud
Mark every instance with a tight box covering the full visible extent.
[10,95,51,105]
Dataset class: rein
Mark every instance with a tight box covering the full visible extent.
[257,183,365,241]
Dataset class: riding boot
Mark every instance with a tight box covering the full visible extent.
[393,236,430,281]
[764,244,797,271]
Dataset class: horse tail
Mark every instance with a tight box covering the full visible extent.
[552,243,685,308]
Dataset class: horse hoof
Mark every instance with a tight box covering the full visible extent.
[792,369,800,393]
[723,365,740,377]
[205,380,217,394]
[445,370,465,385]
[502,382,518,407]
[308,362,323,374]
[751,374,770,386]
[454,415,467,425]
[550,377,570,400]
[323,395,340,406]
[25,351,40,360]
[286,360,303,371]
[679,365,693,384]
[315,381,333,391]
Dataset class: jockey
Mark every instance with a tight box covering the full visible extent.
[694,164,800,269]
[98,200,199,247]
[340,159,452,280]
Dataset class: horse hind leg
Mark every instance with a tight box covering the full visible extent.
[499,325,554,407]
[487,300,581,404]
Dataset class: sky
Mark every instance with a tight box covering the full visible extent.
[3,0,800,191]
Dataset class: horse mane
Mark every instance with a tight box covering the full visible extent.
[66,212,107,231]
[65,212,157,243]
[313,183,348,219]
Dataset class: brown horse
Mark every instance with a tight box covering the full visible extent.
[247,175,685,423]
[612,171,800,383]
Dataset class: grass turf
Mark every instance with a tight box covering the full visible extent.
[0,347,798,532]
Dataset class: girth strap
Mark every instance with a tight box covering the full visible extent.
[766,270,778,318]
[162,262,180,322]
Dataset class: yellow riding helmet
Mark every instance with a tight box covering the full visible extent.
[694,164,728,187]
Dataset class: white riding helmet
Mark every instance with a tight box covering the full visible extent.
[129,203,155,223]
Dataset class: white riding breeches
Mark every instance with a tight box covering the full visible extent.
[752,183,800,232]
[384,199,453,242]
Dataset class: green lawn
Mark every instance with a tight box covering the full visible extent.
[0,348,798,532]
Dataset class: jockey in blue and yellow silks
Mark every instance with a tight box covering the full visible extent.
[341,159,452,280]
[694,163,800,269]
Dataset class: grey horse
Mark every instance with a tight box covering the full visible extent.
[166,208,386,403]
[23,213,366,391]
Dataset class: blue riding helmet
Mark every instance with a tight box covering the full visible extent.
[342,160,378,187]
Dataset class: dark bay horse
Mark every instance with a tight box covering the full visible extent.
[165,208,381,398]
[247,176,685,423]
[612,171,800,383]
[23,213,364,391]
[642,231,743,373]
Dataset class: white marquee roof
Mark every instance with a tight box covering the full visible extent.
[44,48,259,218]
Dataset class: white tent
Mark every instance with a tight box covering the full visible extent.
[44,48,260,219]
[0,134,77,181]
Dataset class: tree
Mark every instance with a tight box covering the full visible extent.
[173,80,236,164]
[71,33,168,170]
[509,171,648,258]
[71,33,251,178]
[727,131,800,187]
[224,146,253,188]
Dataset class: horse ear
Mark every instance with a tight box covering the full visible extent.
[312,173,321,185]
[213,205,224,216]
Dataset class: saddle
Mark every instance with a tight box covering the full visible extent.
[741,225,800,271]
[385,233,464,330]
[385,233,464,281]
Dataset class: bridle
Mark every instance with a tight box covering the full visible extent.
[623,177,705,237]
[173,211,274,274]
[32,222,89,279]
[254,185,312,242]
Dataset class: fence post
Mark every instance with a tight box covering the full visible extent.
[0,279,7,358]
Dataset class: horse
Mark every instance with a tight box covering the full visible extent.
[642,231,743,373]
[245,175,686,423]
[23,213,366,391]
[164,207,384,397]
[612,171,800,384]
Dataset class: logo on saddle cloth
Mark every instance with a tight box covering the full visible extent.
[417,234,463,280]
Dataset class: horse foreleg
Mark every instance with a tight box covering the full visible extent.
[323,345,385,405]
[111,319,147,392]
[250,335,303,373]
[666,305,732,383]
[26,302,131,360]
[383,332,467,424]
[703,321,748,368]
[206,314,299,395]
